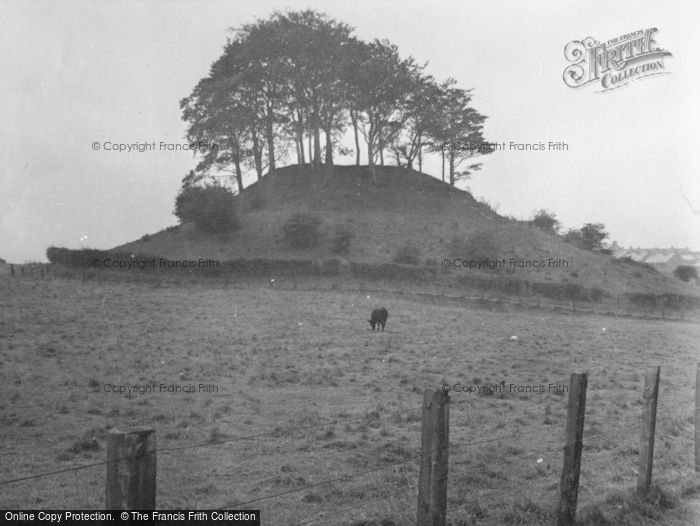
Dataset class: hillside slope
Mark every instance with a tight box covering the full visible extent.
[115,165,696,296]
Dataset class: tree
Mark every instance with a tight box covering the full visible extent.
[174,184,239,234]
[389,69,441,171]
[532,209,561,234]
[346,39,414,179]
[674,265,698,282]
[181,39,269,191]
[565,223,609,251]
[427,82,491,187]
[271,11,353,169]
[180,9,491,189]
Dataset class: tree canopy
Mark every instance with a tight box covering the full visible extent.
[181,9,491,193]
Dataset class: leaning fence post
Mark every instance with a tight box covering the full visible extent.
[106,428,156,510]
[416,388,449,526]
[557,372,588,526]
[637,366,660,494]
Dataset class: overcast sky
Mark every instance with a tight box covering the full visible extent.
[2,0,699,263]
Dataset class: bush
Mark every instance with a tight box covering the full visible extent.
[532,209,560,234]
[174,185,239,234]
[393,244,421,265]
[673,265,698,282]
[331,226,354,255]
[282,212,323,248]
[564,223,609,251]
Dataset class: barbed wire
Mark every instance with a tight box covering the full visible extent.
[0,409,642,489]
[208,419,588,511]
[282,420,646,525]
[0,383,685,526]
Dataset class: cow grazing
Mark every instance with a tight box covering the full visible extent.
[368,307,389,331]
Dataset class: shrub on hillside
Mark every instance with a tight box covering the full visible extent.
[174,185,239,234]
[532,209,561,234]
[331,226,354,255]
[564,223,609,251]
[673,265,698,282]
[393,244,421,265]
[45,247,156,267]
[282,212,323,248]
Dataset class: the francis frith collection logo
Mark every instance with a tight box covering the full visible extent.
[563,28,672,92]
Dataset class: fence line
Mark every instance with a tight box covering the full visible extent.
[2,363,698,526]
[1,401,567,488]
[7,264,699,322]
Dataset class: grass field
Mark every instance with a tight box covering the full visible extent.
[1,276,699,524]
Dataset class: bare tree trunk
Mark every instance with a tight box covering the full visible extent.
[351,111,361,165]
[233,155,243,194]
[308,134,313,165]
[312,103,322,168]
[296,109,305,165]
[418,139,423,172]
[367,126,377,184]
[324,126,333,168]
[251,130,263,180]
[441,149,445,183]
[449,151,455,187]
[265,102,276,172]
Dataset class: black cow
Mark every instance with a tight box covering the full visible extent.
[368,307,389,331]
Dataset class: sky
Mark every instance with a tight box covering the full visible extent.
[1,0,699,263]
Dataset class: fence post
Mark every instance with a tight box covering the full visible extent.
[10,264,14,277]
[696,363,700,473]
[106,428,156,510]
[557,372,588,526]
[637,366,660,494]
[416,388,449,526]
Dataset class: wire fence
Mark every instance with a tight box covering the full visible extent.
[6,263,700,323]
[2,365,698,526]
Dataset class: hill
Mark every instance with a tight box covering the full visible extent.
[115,165,696,297]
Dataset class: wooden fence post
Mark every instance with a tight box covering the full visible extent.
[695,363,699,473]
[106,428,156,510]
[10,264,14,277]
[557,372,588,526]
[637,366,660,494]
[416,388,449,526]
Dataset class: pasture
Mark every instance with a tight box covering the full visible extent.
[1,276,698,524]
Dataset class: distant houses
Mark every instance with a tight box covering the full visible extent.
[611,242,700,277]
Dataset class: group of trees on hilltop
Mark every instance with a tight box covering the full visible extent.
[180,9,491,193]
[532,210,611,252]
